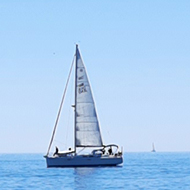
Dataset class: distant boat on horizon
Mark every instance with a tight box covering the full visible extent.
[151,143,156,152]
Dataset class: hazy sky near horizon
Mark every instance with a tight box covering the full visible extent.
[0,1,190,153]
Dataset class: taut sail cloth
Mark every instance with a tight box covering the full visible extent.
[75,46,103,147]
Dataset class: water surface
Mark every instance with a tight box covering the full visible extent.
[0,153,190,189]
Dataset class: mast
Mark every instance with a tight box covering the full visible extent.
[74,44,78,154]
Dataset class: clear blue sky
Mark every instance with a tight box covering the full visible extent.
[0,1,190,153]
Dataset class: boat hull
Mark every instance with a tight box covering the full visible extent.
[45,155,123,167]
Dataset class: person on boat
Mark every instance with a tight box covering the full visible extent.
[108,147,112,155]
[53,146,59,156]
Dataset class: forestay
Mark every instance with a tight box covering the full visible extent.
[75,46,103,147]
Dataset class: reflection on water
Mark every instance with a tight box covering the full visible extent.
[74,167,96,176]
[74,168,97,189]
[73,166,123,189]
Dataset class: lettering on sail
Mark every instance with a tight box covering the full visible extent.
[78,69,84,80]
[78,76,84,80]
[78,83,87,94]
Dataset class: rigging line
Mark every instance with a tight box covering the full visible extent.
[77,147,85,155]
[46,55,75,156]
[54,139,67,146]
[65,74,74,147]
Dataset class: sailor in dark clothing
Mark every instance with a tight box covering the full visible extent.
[53,146,59,156]
[108,147,112,155]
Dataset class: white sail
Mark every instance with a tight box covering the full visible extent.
[75,46,103,147]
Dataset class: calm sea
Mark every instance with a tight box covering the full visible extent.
[0,153,190,189]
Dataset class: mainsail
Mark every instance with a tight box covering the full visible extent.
[75,46,103,147]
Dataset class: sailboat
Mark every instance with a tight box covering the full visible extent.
[151,143,156,152]
[44,45,123,167]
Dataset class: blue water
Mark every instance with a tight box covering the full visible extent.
[0,153,190,189]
